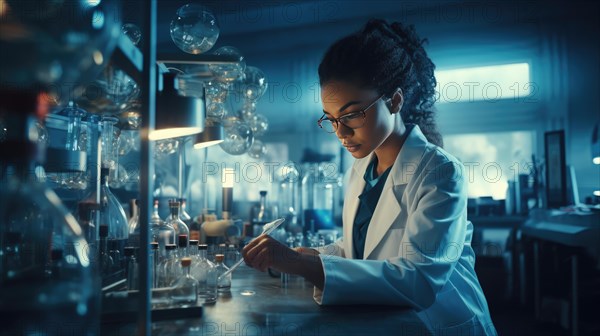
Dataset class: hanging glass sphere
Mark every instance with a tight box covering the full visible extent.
[206,101,226,120]
[248,114,269,137]
[204,80,228,102]
[239,101,257,121]
[247,139,267,159]
[241,66,268,101]
[122,23,141,46]
[209,46,246,83]
[154,138,180,159]
[170,3,219,54]
[219,116,254,155]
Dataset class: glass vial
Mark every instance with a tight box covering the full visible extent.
[192,244,217,304]
[214,254,231,293]
[170,257,198,306]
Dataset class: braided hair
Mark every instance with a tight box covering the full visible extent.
[318,19,443,147]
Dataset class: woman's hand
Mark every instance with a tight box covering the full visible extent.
[242,235,301,273]
[242,235,326,289]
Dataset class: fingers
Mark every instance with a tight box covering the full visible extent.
[242,236,300,273]
[242,236,274,271]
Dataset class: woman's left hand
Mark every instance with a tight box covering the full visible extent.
[242,235,301,273]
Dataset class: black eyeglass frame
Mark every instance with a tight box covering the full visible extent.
[317,94,386,133]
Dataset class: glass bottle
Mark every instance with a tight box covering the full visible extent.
[124,246,138,290]
[150,242,159,289]
[178,234,189,258]
[161,244,181,287]
[192,244,217,304]
[166,200,189,248]
[189,240,199,258]
[214,254,231,293]
[150,199,175,259]
[0,110,97,335]
[98,225,114,276]
[170,257,198,305]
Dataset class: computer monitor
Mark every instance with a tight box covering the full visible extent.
[544,130,567,208]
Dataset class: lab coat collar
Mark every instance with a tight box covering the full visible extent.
[347,124,429,259]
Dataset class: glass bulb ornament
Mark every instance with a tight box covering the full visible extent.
[240,66,268,101]
[96,66,140,111]
[122,23,141,46]
[206,101,227,121]
[170,3,220,54]
[209,47,246,84]
[154,138,180,160]
[204,80,229,103]
[239,101,257,121]
[247,114,269,137]
[219,116,254,155]
[247,139,267,159]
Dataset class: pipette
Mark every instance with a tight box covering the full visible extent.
[217,218,285,280]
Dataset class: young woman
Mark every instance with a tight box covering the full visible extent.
[243,19,497,335]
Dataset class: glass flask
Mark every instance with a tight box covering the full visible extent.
[170,258,198,306]
[95,168,129,254]
[301,163,336,232]
[77,201,100,246]
[214,254,231,293]
[0,122,98,334]
[151,199,176,259]
[170,3,220,54]
[192,244,217,304]
[166,200,189,248]
[128,199,140,247]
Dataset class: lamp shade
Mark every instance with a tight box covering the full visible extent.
[592,121,600,165]
[149,72,204,140]
[193,122,224,149]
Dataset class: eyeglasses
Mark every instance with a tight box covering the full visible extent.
[317,94,385,133]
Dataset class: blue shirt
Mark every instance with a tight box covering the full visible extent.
[352,156,392,259]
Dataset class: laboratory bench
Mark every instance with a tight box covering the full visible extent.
[104,264,429,335]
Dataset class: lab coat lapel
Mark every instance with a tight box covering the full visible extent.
[363,125,429,259]
[343,153,372,258]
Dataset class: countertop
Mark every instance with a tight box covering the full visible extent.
[141,264,429,335]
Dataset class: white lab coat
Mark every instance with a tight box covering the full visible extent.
[314,125,497,336]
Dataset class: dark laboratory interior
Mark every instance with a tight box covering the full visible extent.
[0,1,599,335]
